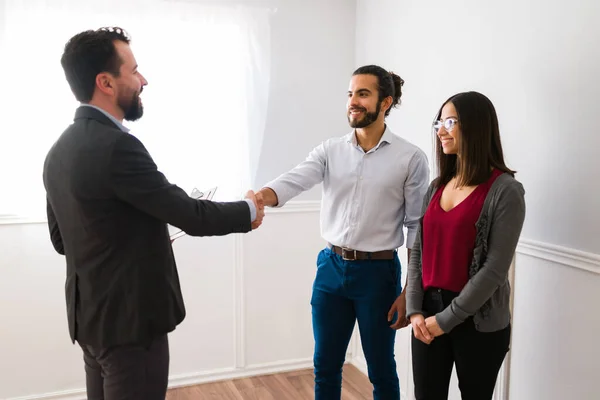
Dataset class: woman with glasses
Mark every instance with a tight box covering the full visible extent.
[405,91,526,399]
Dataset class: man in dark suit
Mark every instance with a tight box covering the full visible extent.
[42,27,264,400]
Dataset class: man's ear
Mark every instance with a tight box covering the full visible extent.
[95,73,115,96]
[381,96,393,114]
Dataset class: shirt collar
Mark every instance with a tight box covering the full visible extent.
[346,125,394,149]
[80,103,131,133]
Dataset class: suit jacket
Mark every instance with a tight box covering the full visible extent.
[43,106,252,348]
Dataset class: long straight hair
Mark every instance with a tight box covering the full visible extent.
[434,91,515,188]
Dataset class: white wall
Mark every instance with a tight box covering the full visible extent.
[0,0,357,399]
[0,205,326,400]
[355,0,600,399]
[253,0,357,199]
[511,242,600,400]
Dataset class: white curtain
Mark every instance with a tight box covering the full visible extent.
[0,0,271,217]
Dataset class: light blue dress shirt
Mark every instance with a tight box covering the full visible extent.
[79,104,257,222]
[264,127,429,252]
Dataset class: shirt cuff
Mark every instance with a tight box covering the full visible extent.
[244,199,257,222]
[262,181,291,208]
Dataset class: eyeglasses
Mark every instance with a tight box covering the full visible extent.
[432,118,459,133]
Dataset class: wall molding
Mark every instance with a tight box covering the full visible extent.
[517,238,600,275]
[0,214,46,225]
[0,201,322,226]
[233,234,246,369]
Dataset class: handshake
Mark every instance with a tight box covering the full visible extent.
[245,189,267,230]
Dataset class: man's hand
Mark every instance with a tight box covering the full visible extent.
[253,191,265,229]
[410,314,434,344]
[424,316,444,338]
[258,187,279,207]
[387,292,409,329]
[245,190,265,229]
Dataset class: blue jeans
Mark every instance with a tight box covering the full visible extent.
[311,247,401,400]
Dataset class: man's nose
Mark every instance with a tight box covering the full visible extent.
[348,99,361,109]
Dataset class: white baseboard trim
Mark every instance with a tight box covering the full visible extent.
[517,238,600,275]
[169,357,316,389]
[7,358,317,400]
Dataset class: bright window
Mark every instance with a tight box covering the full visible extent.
[0,0,270,219]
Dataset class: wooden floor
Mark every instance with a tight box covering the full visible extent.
[166,364,372,399]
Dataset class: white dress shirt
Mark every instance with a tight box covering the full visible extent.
[264,127,430,252]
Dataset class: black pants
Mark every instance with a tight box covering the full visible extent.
[411,289,510,400]
[78,334,169,400]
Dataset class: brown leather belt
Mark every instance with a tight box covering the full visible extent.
[329,244,396,261]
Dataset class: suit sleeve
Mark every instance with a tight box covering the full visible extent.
[46,197,65,255]
[109,133,252,236]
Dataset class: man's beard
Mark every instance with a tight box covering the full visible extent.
[120,92,144,122]
[348,100,381,128]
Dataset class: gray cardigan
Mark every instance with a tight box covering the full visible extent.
[406,173,526,333]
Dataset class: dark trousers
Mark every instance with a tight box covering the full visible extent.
[78,334,170,400]
[311,247,401,400]
[411,289,511,400]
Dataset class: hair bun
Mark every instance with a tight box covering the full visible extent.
[388,71,404,107]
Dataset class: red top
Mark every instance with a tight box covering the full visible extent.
[422,169,503,293]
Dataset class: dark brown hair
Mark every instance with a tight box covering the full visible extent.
[434,91,515,188]
[61,27,131,102]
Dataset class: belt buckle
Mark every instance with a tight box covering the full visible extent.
[341,247,357,261]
